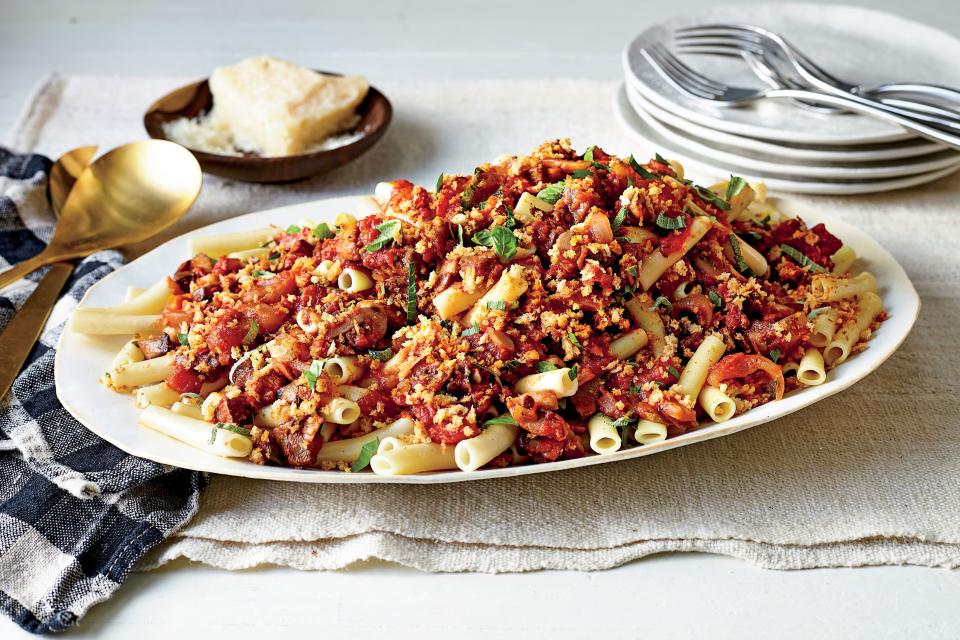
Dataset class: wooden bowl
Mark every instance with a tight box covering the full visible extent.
[143,72,391,183]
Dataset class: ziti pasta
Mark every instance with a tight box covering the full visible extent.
[74,140,886,474]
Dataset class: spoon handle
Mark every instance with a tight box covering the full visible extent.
[0,262,74,400]
[0,254,50,291]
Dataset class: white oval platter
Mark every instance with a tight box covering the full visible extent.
[56,193,919,484]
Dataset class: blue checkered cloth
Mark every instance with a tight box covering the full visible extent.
[0,148,206,634]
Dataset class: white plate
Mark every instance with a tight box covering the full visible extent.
[622,4,960,145]
[615,84,960,195]
[625,85,960,180]
[56,194,918,484]
[625,78,948,163]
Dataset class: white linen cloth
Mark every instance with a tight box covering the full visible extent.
[9,75,960,572]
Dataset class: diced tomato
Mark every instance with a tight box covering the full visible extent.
[243,272,297,304]
[245,303,289,336]
[208,309,253,362]
[211,257,243,277]
[166,366,203,394]
[707,354,785,400]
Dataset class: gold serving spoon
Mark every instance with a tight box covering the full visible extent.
[0,141,201,398]
[0,139,202,290]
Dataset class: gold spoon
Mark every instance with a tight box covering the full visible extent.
[0,139,202,290]
[0,141,201,398]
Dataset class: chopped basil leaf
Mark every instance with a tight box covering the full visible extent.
[724,175,748,201]
[655,212,686,230]
[609,411,634,431]
[177,332,189,346]
[181,393,201,400]
[243,319,258,344]
[728,235,752,275]
[302,359,323,390]
[649,296,672,312]
[759,215,772,227]
[406,262,417,324]
[567,330,581,348]
[537,181,566,204]
[462,323,480,337]
[436,173,444,192]
[613,205,628,233]
[568,364,579,381]
[583,145,610,171]
[369,348,393,362]
[472,225,517,262]
[483,415,519,428]
[208,426,218,445]
[460,185,474,210]
[456,223,465,246]
[312,223,335,240]
[628,155,657,180]
[252,269,276,278]
[667,365,681,378]
[215,422,251,437]
[708,290,723,308]
[807,306,831,320]
[769,348,782,363]
[535,361,558,373]
[626,265,638,278]
[502,359,523,370]
[779,244,826,273]
[364,219,402,252]
[655,152,668,164]
[486,300,507,311]
[351,438,380,472]
[504,202,516,229]
[629,383,642,395]
[694,185,731,211]
[571,169,592,178]
[286,224,302,233]
[740,231,763,243]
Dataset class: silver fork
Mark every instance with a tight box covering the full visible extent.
[640,44,960,150]
[674,25,960,126]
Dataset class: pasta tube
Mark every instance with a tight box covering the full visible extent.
[587,414,622,455]
[188,227,275,258]
[135,382,181,409]
[633,419,667,445]
[831,246,856,274]
[112,340,145,371]
[370,439,458,475]
[639,216,712,290]
[315,418,416,463]
[811,272,877,303]
[102,279,172,314]
[624,294,667,357]
[677,334,726,402]
[462,265,528,328]
[321,397,361,425]
[455,422,519,471]
[809,308,839,348]
[824,292,883,366]
[338,267,374,293]
[124,286,145,302]
[433,283,487,321]
[797,348,827,386]
[514,368,579,398]
[608,328,648,360]
[322,357,363,385]
[698,386,736,422]
[139,406,252,458]
[110,353,176,389]
[70,310,161,335]
[170,401,203,420]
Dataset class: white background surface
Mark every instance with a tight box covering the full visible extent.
[2,1,959,638]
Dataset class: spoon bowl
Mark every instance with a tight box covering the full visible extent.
[0,140,202,289]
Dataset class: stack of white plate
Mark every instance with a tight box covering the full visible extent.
[615,5,960,195]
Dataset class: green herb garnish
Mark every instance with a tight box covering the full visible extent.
[571,169,592,178]
[472,225,517,262]
[462,323,480,337]
[436,173,444,192]
[351,438,380,472]
[708,290,723,308]
[779,244,826,273]
[628,155,657,180]
[583,146,610,171]
[486,300,516,311]
[364,220,402,252]
[807,306,831,320]
[667,365,681,378]
[650,296,672,312]
[537,181,566,204]
[312,223,335,240]
[613,205,628,233]
[655,212,686,230]
[215,422,251,437]
[655,152,668,164]
[567,330,581,348]
[609,411,634,432]
[729,235,752,275]
[252,269,276,278]
[369,348,393,362]
[406,262,417,324]
[769,348,782,363]
[483,415,519,428]
[286,224,302,233]
[504,202,516,229]
[568,364,579,381]
[243,319,258,344]
[694,185,731,211]
[177,332,189,346]
[460,185,474,210]
[302,359,323,391]
[724,175,748,201]
[535,361,558,373]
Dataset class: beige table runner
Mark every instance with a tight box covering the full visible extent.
[10,75,960,572]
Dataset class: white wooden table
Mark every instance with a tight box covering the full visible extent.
[2,1,959,637]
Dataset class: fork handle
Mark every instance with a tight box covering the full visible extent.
[769,88,960,150]
[0,254,51,291]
